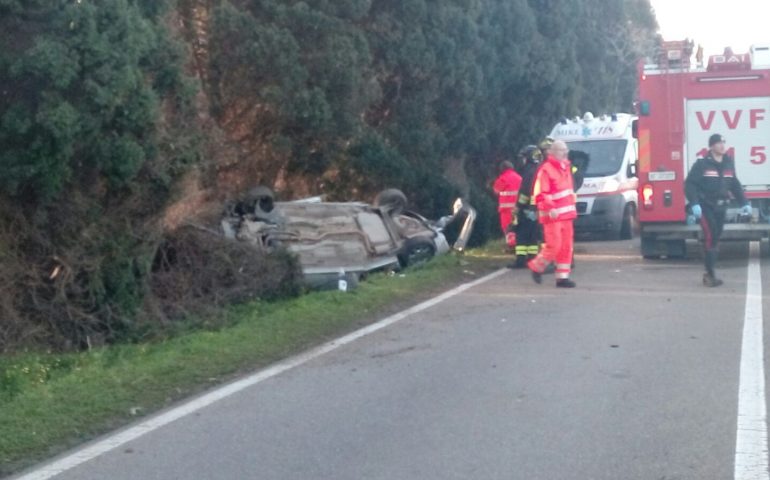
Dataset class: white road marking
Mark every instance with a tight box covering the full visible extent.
[735,241,768,480]
[11,269,508,480]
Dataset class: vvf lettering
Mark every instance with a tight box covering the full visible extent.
[695,109,766,130]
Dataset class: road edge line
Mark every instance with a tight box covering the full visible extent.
[735,241,769,480]
[11,268,509,480]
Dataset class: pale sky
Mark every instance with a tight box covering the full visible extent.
[649,0,770,57]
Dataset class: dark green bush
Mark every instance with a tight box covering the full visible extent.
[0,0,658,351]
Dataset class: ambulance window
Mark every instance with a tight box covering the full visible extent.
[566,140,627,178]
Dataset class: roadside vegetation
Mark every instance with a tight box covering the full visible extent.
[0,1,658,352]
[0,246,508,476]
[1,0,659,472]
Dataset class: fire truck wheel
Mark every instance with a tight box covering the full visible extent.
[619,203,637,240]
[641,233,661,259]
[665,240,686,259]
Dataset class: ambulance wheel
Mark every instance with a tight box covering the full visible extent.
[619,203,636,240]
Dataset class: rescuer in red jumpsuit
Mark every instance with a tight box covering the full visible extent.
[493,160,522,251]
[528,140,578,287]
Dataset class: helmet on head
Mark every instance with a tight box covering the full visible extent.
[517,145,543,168]
[538,136,554,154]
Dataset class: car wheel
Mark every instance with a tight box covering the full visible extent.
[244,186,275,217]
[375,189,408,215]
[398,237,437,268]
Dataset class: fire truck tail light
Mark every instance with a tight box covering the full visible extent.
[642,184,654,209]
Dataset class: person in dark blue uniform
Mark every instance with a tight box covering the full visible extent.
[685,133,752,287]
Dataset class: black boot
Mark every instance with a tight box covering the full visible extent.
[703,249,723,287]
[556,278,576,288]
[703,273,723,287]
[531,270,542,284]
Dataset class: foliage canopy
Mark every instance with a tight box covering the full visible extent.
[0,0,657,350]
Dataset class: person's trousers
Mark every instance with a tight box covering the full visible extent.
[515,214,541,258]
[700,205,726,276]
[498,208,513,234]
[499,208,517,248]
[528,220,574,279]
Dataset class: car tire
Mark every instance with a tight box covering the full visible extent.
[397,237,437,268]
[244,186,275,216]
[375,189,408,215]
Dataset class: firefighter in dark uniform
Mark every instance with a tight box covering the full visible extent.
[509,145,543,268]
[685,133,752,287]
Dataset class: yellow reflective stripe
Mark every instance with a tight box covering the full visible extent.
[638,129,651,173]
[527,246,540,254]
[518,193,530,203]
[531,171,544,206]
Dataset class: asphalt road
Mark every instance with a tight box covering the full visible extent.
[13,238,770,480]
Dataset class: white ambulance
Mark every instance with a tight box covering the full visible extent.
[549,112,639,239]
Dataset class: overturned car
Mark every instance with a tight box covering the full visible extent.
[221,188,475,289]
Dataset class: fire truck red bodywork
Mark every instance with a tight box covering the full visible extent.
[637,45,770,258]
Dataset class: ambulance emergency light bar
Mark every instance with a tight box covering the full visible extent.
[558,112,620,124]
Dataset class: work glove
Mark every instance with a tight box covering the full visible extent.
[690,204,702,220]
[524,209,537,222]
[740,204,752,216]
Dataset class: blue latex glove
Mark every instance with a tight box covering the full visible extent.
[524,209,537,222]
[740,204,753,216]
[686,214,697,226]
[691,204,702,219]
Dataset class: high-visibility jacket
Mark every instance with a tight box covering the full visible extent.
[493,168,522,211]
[531,156,576,224]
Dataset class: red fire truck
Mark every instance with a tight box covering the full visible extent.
[637,40,770,258]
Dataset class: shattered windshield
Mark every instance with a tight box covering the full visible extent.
[566,139,628,178]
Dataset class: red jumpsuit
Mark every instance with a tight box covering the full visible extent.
[493,168,522,248]
[528,156,577,280]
